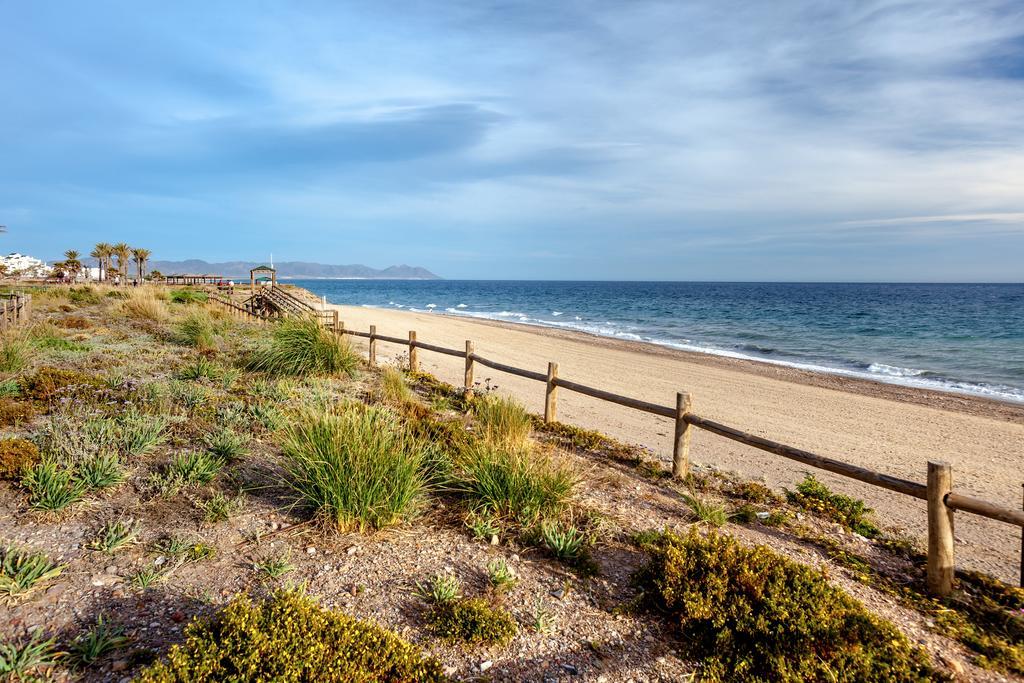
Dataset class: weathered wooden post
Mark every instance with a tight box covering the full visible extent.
[408,331,418,372]
[332,309,339,332]
[14,296,22,323]
[368,325,377,366]
[927,461,955,597]
[545,362,559,423]
[0,300,8,330]
[464,341,474,396]
[672,392,692,479]
[24,294,31,322]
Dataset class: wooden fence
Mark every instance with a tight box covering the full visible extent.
[209,299,1024,596]
[0,293,32,329]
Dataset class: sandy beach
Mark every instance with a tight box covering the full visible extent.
[327,303,1024,583]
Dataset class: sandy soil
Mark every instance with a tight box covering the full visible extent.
[327,304,1024,584]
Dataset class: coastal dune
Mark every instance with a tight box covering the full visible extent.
[327,303,1024,583]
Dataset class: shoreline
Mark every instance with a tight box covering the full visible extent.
[324,300,1024,582]
[344,304,1024,422]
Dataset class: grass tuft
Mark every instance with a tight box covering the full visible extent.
[248,317,359,377]
[280,405,426,532]
[452,442,575,526]
[68,614,129,667]
[88,519,139,554]
[0,631,60,679]
[472,393,532,448]
[0,545,65,601]
[787,474,880,537]
[681,493,729,527]
[22,461,87,511]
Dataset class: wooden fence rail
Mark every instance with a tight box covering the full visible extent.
[320,315,1024,596]
[205,299,1024,596]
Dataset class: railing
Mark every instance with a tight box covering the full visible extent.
[319,311,1024,596]
[0,293,31,328]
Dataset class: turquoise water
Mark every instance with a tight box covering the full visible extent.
[291,280,1024,404]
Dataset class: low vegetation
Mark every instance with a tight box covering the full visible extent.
[472,392,532,448]
[134,588,449,682]
[633,529,936,681]
[787,474,881,537]
[280,405,426,531]
[0,545,65,601]
[247,316,359,377]
[416,574,518,645]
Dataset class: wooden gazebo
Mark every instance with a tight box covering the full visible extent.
[249,265,276,293]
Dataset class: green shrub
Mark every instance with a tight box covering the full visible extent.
[0,439,40,479]
[787,474,880,537]
[169,289,208,305]
[451,442,575,526]
[118,410,167,456]
[67,286,102,305]
[426,597,518,645]
[633,529,935,682]
[134,588,448,682]
[29,323,89,352]
[0,379,21,397]
[472,393,532,448]
[280,405,426,532]
[248,317,359,377]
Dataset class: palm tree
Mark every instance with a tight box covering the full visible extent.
[132,248,151,283]
[91,242,113,281]
[112,242,131,284]
[63,250,82,281]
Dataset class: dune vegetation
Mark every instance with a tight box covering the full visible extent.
[0,282,1019,682]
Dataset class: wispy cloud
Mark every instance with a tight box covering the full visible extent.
[0,1,1022,280]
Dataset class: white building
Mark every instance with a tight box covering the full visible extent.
[0,253,52,278]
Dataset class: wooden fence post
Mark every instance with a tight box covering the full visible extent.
[14,296,22,323]
[0,300,7,330]
[408,331,418,372]
[545,362,559,423]
[673,392,692,479]
[332,309,339,332]
[369,325,377,366]
[464,341,474,396]
[927,461,955,597]
[24,294,30,322]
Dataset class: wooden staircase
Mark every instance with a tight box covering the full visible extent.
[244,285,316,318]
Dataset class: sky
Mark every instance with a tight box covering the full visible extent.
[1,1,1023,281]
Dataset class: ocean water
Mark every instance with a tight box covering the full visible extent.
[290,280,1024,404]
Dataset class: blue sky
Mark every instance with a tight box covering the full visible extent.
[1,1,1023,281]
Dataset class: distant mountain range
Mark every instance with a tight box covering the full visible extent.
[145,260,441,280]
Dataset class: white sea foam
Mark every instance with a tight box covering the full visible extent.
[867,363,925,378]
[456,303,468,308]
[552,311,564,316]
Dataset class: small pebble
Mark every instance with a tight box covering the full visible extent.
[306,546,317,555]
[480,661,493,672]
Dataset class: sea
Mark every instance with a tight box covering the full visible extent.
[289,280,1024,404]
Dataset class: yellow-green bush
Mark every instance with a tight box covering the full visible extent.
[426,597,518,645]
[0,438,39,479]
[633,529,936,682]
[0,398,34,426]
[134,588,448,682]
[786,474,880,537]
[21,367,103,402]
